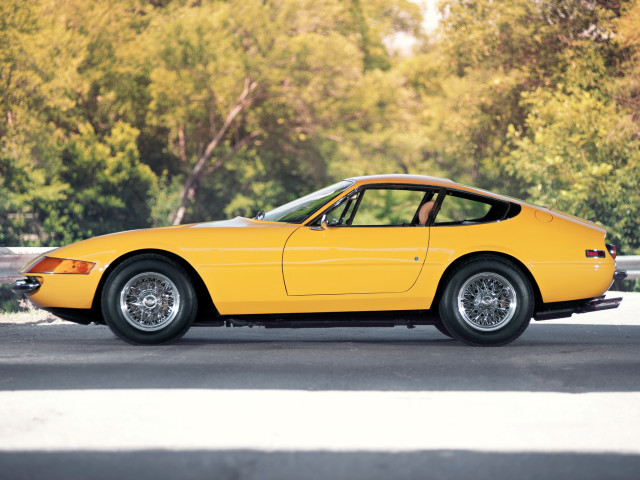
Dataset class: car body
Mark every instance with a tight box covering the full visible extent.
[13,174,625,346]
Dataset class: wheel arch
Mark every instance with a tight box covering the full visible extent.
[430,251,543,313]
[91,249,219,323]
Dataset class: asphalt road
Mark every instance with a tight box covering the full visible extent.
[0,292,639,480]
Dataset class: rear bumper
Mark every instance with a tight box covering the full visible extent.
[614,269,627,281]
[575,296,623,314]
[534,295,623,321]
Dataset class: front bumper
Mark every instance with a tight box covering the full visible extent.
[11,276,41,295]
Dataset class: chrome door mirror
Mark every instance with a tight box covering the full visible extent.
[310,213,328,231]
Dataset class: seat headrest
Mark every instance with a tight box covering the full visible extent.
[418,201,435,225]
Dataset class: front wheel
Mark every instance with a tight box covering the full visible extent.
[101,254,198,345]
[432,319,454,338]
[438,256,533,346]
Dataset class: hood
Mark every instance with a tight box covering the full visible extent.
[190,216,292,229]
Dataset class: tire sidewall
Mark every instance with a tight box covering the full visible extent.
[433,319,454,338]
[101,255,197,345]
[439,257,533,346]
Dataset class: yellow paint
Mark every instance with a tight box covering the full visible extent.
[22,175,617,316]
[283,226,429,295]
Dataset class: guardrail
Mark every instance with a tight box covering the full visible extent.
[618,255,640,281]
[0,247,56,283]
[1,247,639,283]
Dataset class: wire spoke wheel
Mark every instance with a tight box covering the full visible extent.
[457,272,517,331]
[119,272,181,332]
[439,256,533,346]
[102,254,197,344]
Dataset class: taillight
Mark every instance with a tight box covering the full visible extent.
[586,250,606,258]
[606,244,617,259]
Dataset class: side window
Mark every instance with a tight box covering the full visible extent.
[350,188,426,226]
[434,193,502,225]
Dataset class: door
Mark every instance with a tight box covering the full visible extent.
[282,187,432,295]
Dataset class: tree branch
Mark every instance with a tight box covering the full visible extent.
[177,125,187,163]
[171,77,259,225]
[204,130,260,176]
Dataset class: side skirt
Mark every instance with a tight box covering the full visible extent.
[43,307,442,329]
[195,310,439,329]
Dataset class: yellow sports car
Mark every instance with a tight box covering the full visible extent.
[13,174,625,346]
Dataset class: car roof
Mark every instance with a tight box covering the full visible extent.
[346,174,456,187]
[342,174,604,230]
[346,174,502,197]
[345,174,534,206]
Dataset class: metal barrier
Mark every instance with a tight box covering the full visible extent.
[0,247,55,283]
[1,247,639,283]
[619,255,640,281]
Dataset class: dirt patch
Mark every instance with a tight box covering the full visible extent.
[0,300,69,326]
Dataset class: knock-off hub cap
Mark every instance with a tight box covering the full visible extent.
[143,294,158,309]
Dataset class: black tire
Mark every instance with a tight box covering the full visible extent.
[101,254,198,345]
[438,255,533,346]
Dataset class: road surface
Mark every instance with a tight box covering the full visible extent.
[0,292,639,479]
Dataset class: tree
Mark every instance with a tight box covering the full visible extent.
[44,122,158,244]
[501,86,640,252]
[612,0,640,125]
[143,0,420,224]
[0,0,80,245]
[1,0,161,246]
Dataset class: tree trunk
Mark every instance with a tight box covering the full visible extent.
[171,77,258,225]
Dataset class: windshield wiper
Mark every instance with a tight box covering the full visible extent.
[254,210,265,220]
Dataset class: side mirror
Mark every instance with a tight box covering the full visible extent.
[310,213,328,231]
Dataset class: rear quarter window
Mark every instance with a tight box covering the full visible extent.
[434,192,519,226]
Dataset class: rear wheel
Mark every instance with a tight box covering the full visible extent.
[101,254,197,345]
[438,256,533,346]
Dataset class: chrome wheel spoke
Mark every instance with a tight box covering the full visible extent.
[119,272,180,331]
[457,272,517,332]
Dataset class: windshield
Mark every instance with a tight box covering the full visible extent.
[262,180,354,223]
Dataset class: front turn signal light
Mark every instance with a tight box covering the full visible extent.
[26,257,95,275]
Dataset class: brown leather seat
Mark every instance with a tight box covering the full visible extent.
[418,201,435,225]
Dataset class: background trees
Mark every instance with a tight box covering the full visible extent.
[426,0,640,255]
[1,0,639,265]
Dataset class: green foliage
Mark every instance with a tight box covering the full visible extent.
[434,0,640,255]
[0,284,18,313]
[46,123,157,244]
[502,86,640,251]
